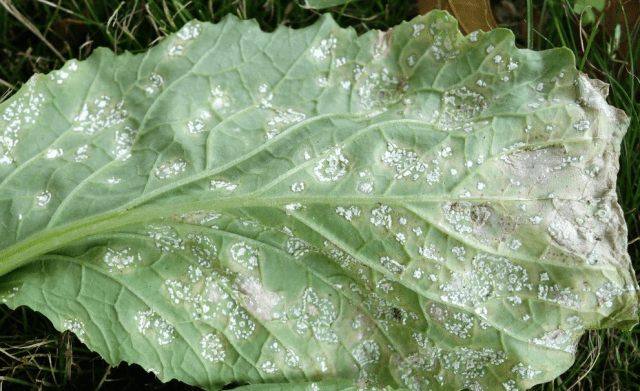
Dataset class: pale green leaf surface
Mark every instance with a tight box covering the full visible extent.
[304,0,354,9]
[0,11,638,391]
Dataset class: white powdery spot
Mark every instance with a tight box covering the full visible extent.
[314,147,348,182]
[370,204,392,229]
[210,180,237,191]
[317,77,328,88]
[291,182,305,193]
[380,256,404,274]
[72,96,127,136]
[407,55,417,67]
[334,57,347,68]
[261,361,278,374]
[168,45,183,56]
[352,340,381,366]
[154,159,187,179]
[507,60,518,70]
[291,288,338,343]
[107,177,121,184]
[413,23,425,37]
[146,73,164,94]
[358,181,374,194]
[335,206,361,221]
[469,31,479,42]
[135,309,176,345]
[508,239,522,250]
[45,148,63,158]
[200,333,225,362]
[63,318,86,342]
[573,119,591,132]
[36,190,52,207]
[532,329,572,351]
[177,23,201,40]
[512,363,542,379]
[113,127,137,159]
[103,247,141,270]
[382,143,427,180]
[229,242,259,270]
[310,35,337,60]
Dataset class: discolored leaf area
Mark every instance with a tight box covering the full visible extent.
[0,10,638,391]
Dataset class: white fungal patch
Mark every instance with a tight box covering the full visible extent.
[261,361,278,374]
[107,177,121,184]
[177,23,201,40]
[317,77,328,87]
[444,312,474,339]
[235,276,281,322]
[358,181,374,194]
[72,96,127,135]
[285,349,300,368]
[0,81,44,165]
[45,148,63,158]
[477,182,485,190]
[200,333,225,362]
[314,147,348,182]
[413,23,425,37]
[113,126,137,159]
[532,329,573,351]
[486,44,494,53]
[210,86,228,111]
[168,45,183,56]
[512,363,542,379]
[340,80,351,90]
[595,281,625,308]
[469,31,479,42]
[310,35,337,61]
[407,55,417,67]
[335,206,361,221]
[508,239,522,250]
[380,256,404,274]
[0,287,20,304]
[145,73,164,94]
[210,180,237,191]
[103,247,141,270]
[334,57,347,68]
[135,309,176,345]
[291,182,305,193]
[63,318,86,342]
[507,60,518,70]
[35,190,52,207]
[352,340,381,366]
[291,288,338,343]
[74,145,89,162]
[382,143,427,180]
[50,69,70,85]
[370,204,392,229]
[229,241,259,270]
[154,159,187,179]
[573,119,591,132]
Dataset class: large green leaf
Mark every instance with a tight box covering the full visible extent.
[0,10,637,391]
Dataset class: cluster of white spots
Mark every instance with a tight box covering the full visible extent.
[335,205,361,221]
[210,180,237,191]
[395,232,406,244]
[317,77,328,88]
[407,55,417,67]
[45,148,63,159]
[340,80,351,90]
[413,23,425,37]
[493,54,503,64]
[352,340,380,367]
[370,204,392,229]
[290,182,305,192]
[529,215,543,224]
[444,312,474,339]
[228,304,256,339]
[229,241,259,270]
[286,237,318,259]
[380,256,404,274]
[73,96,127,135]
[63,318,86,342]
[285,203,305,212]
[145,73,164,94]
[439,253,533,307]
[103,247,141,270]
[147,225,185,251]
[486,44,494,53]
[508,239,522,251]
[412,268,424,279]
[476,182,486,190]
[285,349,300,368]
[419,244,445,263]
[135,309,176,345]
[429,18,461,60]
[476,79,487,87]
[74,144,89,162]
[176,23,201,40]
[188,233,217,268]
[1,82,44,164]
[573,119,591,132]
[35,190,52,207]
[0,287,20,304]
[235,277,281,322]
[334,57,347,68]
[442,347,506,380]
[595,281,626,308]
[261,361,278,374]
[438,87,486,129]
[358,181,374,194]
[469,30,479,42]
[154,159,187,179]
[357,68,403,110]
[209,86,228,111]
[314,147,348,182]
[168,45,184,56]
[507,60,518,70]
[451,246,466,261]
[381,143,427,180]
[309,35,337,61]
[512,363,542,379]
[533,329,573,352]
[107,177,121,184]
[112,126,137,160]
[291,288,338,343]
[200,332,225,362]
[188,110,212,134]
